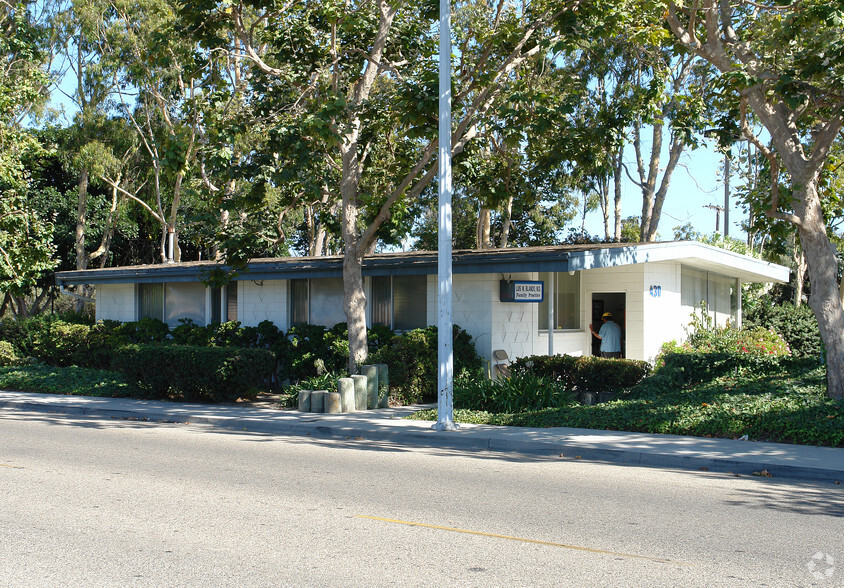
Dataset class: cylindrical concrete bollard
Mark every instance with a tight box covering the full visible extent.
[376,363,389,408]
[352,375,367,411]
[362,365,378,409]
[325,391,342,414]
[338,378,355,413]
[310,390,326,413]
[298,389,312,412]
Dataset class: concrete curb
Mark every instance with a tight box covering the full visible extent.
[1,393,842,482]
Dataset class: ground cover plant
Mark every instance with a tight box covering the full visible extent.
[407,357,841,446]
[0,364,131,397]
[410,309,841,446]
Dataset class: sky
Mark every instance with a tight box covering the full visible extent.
[580,141,744,242]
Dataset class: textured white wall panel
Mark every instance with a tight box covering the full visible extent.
[95,284,136,323]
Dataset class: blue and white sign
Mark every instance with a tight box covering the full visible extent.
[500,280,544,303]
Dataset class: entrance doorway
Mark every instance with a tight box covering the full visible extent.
[590,292,626,357]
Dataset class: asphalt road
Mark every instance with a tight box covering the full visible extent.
[1,409,842,587]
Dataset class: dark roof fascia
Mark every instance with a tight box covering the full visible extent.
[55,248,573,286]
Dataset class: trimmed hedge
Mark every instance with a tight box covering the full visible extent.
[111,344,275,402]
[510,354,652,392]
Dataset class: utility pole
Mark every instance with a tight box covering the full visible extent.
[704,204,724,233]
[434,0,456,431]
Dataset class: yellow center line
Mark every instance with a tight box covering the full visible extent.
[356,515,691,566]
[0,463,23,469]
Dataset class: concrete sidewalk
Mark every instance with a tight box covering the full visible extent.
[1,390,842,482]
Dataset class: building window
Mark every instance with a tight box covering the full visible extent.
[211,287,222,323]
[392,275,427,331]
[164,283,206,327]
[211,282,238,323]
[226,282,238,322]
[371,276,392,327]
[681,266,738,326]
[372,275,427,331]
[538,272,580,330]
[138,283,164,321]
[290,279,309,325]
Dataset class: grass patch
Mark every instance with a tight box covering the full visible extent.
[0,363,132,397]
[406,362,844,447]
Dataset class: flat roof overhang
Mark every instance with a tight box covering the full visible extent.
[55,242,789,287]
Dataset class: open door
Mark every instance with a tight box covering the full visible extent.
[591,293,626,357]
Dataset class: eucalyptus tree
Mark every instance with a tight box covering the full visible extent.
[49,0,125,277]
[666,0,844,399]
[89,0,206,263]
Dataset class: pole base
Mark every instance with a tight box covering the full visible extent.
[432,420,460,431]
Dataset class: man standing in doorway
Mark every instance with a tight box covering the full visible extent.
[589,312,622,358]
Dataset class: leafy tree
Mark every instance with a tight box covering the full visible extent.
[0,1,58,316]
[666,0,844,398]
[183,0,587,372]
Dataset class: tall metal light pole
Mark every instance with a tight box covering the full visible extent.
[723,149,730,239]
[434,0,457,431]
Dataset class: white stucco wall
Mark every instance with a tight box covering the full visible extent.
[96,283,136,323]
[643,262,684,362]
[425,274,496,368]
[580,265,646,361]
[91,257,751,368]
[239,279,288,328]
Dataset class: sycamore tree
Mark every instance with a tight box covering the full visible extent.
[666,0,844,399]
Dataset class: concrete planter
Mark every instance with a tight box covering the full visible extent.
[310,390,326,413]
[376,363,389,408]
[325,391,342,414]
[298,390,311,412]
[338,378,355,412]
[362,365,378,409]
[352,375,367,410]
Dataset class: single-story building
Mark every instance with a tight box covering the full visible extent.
[55,241,789,366]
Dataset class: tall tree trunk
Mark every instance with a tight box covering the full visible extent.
[796,181,844,398]
[499,194,514,248]
[75,167,89,271]
[74,167,90,312]
[340,139,368,374]
[613,149,623,240]
[792,238,806,306]
[477,208,492,248]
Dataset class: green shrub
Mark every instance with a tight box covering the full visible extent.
[647,349,796,390]
[370,325,482,405]
[280,323,347,381]
[744,302,822,358]
[510,354,651,392]
[113,317,170,343]
[0,315,49,358]
[733,327,790,356]
[0,341,20,366]
[35,322,92,367]
[454,370,576,413]
[111,344,275,402]
[171,318,214,346]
